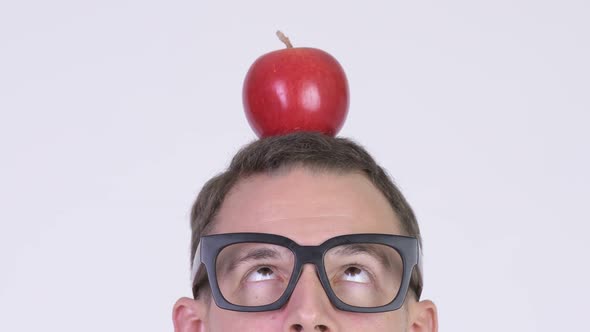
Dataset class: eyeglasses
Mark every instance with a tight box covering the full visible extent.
[191,233,420,313]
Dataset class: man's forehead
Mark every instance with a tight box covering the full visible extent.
[210,167,403,244]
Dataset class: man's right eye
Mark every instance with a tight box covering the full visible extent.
[245,266,279,282]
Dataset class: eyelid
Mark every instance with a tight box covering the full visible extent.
[329,244,393,268]
[222,247,283,273]
[333,263,376,284]
[245,266,279,282]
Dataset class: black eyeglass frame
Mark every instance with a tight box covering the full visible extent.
[191,232,420,313]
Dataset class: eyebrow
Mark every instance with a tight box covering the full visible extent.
[331,244,396,269]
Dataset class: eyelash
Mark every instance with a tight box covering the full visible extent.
[240,264,281,284]
[338,263,376,283]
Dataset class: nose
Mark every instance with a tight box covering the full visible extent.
[282,265,338,331]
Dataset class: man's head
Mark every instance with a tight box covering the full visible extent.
[173,132,438,331]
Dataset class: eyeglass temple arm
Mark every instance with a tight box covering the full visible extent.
[190,241,202,282]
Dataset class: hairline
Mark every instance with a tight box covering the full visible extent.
[199,164,411,238]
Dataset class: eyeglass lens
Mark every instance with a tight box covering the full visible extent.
[214,242,403,308]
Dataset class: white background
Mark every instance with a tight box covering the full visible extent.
[1,1,589,331]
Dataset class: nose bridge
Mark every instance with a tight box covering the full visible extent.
[283,264,337,331]
[291,245,326,297]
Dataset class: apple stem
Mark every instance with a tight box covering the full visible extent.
[276,31,293,48]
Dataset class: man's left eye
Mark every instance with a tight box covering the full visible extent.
[341,266,371,283]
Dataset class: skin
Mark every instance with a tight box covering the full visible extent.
[173,167,438,332]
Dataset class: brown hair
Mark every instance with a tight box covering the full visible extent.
[189,131,423,298]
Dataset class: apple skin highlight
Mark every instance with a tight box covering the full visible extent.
[243,45,349,138]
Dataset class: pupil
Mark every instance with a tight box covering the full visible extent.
[345,267,361,276]
[258,267,273,276]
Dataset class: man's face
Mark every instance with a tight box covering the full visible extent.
[174,167,437,331]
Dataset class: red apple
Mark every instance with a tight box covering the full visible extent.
[243,32,349,138]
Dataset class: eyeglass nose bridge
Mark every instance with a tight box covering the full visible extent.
[294,245,325,265]
[289,245,331,290]
[287,245,330,296]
